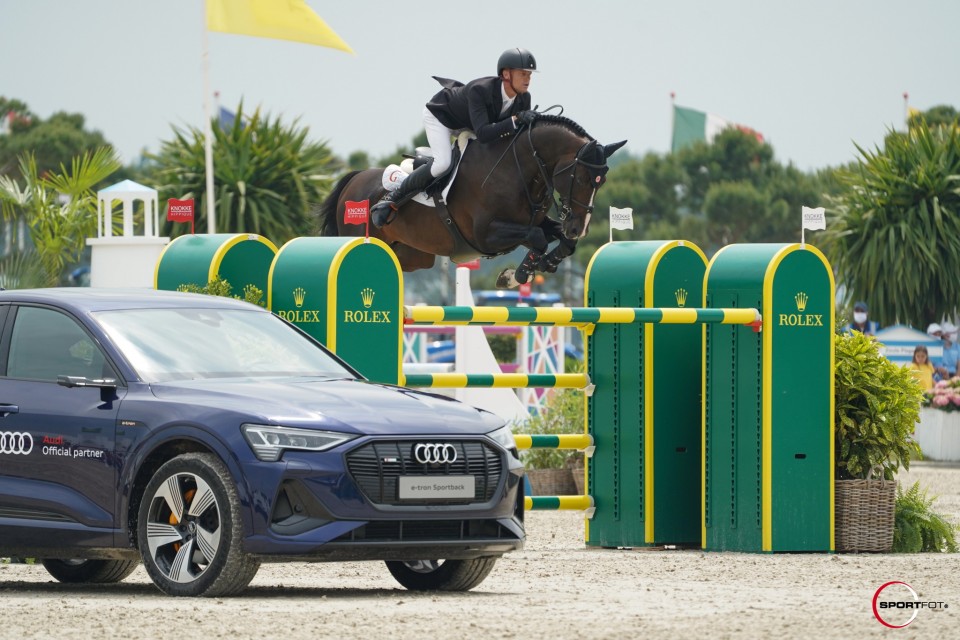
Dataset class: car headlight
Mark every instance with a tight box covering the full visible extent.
[486,425,519,456]
[241,424,357,462]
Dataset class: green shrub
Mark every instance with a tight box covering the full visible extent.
[834,330,923,479]
[893,481,958,553]
[487,333,517,363]
[176,277,264,307]
[513,388,585,469]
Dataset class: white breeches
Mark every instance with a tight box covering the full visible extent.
[423,106,454,177]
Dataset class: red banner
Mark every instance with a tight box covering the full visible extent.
[167,198,195,223]
[519,282,532,297]
[458,259,481,270]
[344,200,369,225]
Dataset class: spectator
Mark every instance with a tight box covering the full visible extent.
[842,301,879,335]
[941,321,960,378]
[907,345,936,391]
[927,323,950,378]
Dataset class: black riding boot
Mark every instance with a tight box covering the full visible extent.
[371,161,435,228]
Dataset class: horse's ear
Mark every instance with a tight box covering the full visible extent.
[603,140,627,158]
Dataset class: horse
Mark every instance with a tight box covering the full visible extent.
[317,114,626,288]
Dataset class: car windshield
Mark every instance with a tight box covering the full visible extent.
[94,307,355,383]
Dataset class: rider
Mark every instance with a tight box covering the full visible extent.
[371,47,539,228]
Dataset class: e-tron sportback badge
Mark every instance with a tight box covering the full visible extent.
[413,443,457,464]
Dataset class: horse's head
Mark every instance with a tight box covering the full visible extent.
[551,138,627,239]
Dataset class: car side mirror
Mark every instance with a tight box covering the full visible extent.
[57,375,118,390]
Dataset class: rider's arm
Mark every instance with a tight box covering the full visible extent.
[466,83,518,143]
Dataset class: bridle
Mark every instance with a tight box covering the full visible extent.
[551,140,608,225]
[510,127,608,237]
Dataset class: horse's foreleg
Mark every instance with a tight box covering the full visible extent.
[537,217,565,244]
[491,224,551,289]
[487,220,578,288]
[534,236,578,273]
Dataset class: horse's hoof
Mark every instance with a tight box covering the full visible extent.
[496,268,520,289]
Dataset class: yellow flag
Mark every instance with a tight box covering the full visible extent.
[206,0,354,54]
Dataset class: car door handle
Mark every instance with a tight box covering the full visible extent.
[0,404,19,416]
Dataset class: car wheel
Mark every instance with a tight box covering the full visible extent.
[385,557,498,591]
[40,558,139,584]
[137,452,259,597]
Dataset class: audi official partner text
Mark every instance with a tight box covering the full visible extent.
[0,289,524,596]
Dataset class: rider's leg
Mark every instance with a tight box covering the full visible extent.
[371,109,452,228]
[422,108,453,177]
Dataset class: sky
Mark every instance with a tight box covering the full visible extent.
[3,0,958,173]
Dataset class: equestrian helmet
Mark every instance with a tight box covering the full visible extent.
[497,48,537,75]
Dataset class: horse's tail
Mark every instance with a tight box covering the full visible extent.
[317,170,362,236]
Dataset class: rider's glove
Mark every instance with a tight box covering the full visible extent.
[515,110,538,126]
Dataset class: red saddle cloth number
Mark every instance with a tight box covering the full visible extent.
[344,200,369,225]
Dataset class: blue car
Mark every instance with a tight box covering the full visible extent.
[0,289,524,596]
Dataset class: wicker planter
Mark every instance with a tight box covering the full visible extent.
[570,466,585,495]
[834,479,896,552]
[525,468,576,496]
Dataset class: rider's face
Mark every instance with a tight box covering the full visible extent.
[504,69,532,96]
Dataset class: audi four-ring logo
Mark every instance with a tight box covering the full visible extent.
[413,443,457,464]
[0,431,33,455]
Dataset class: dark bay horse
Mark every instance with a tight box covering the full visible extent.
[317,115,626,287]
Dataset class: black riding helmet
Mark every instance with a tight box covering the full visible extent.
[497,48,537,75]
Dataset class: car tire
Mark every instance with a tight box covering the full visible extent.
[137,452,259,597]
[385,557,497,591]
[40,558,139,584]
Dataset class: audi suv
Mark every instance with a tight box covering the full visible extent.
[0,288,524,596]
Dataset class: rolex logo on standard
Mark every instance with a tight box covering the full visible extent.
[275,287,320,323]
[343,287,391,324]
[779,291,822,327]
[675,288,688,307]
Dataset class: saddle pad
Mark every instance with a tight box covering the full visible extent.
[411,131,475,207]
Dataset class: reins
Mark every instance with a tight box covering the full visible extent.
[480,108,603,240]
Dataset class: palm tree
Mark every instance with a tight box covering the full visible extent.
[145,104,340,244]
[823,121,960,328]
[0,147,120,287]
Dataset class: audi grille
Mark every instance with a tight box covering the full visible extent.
[346,440,503,505]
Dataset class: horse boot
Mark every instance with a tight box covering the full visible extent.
[371,161,435,228]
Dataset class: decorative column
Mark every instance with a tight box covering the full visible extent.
[87,180,170,287]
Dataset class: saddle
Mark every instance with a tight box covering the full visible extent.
[380,131,474,206]
[379,132,489,264]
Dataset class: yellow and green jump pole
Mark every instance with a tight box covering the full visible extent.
[403,372,592,390]
[405,305,761,329]
[513,433,596,516]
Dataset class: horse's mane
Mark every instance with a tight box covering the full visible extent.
[534,114,593,140]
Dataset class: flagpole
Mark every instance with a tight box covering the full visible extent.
[903,91,909,130]
[669,91,676,154]
[202,0,217,234]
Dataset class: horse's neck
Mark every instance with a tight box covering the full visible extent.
[457,126,583,212]
[530,126,586,172]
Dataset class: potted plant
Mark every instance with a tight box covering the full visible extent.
[834,329,924,551]
[513,387,585,496]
